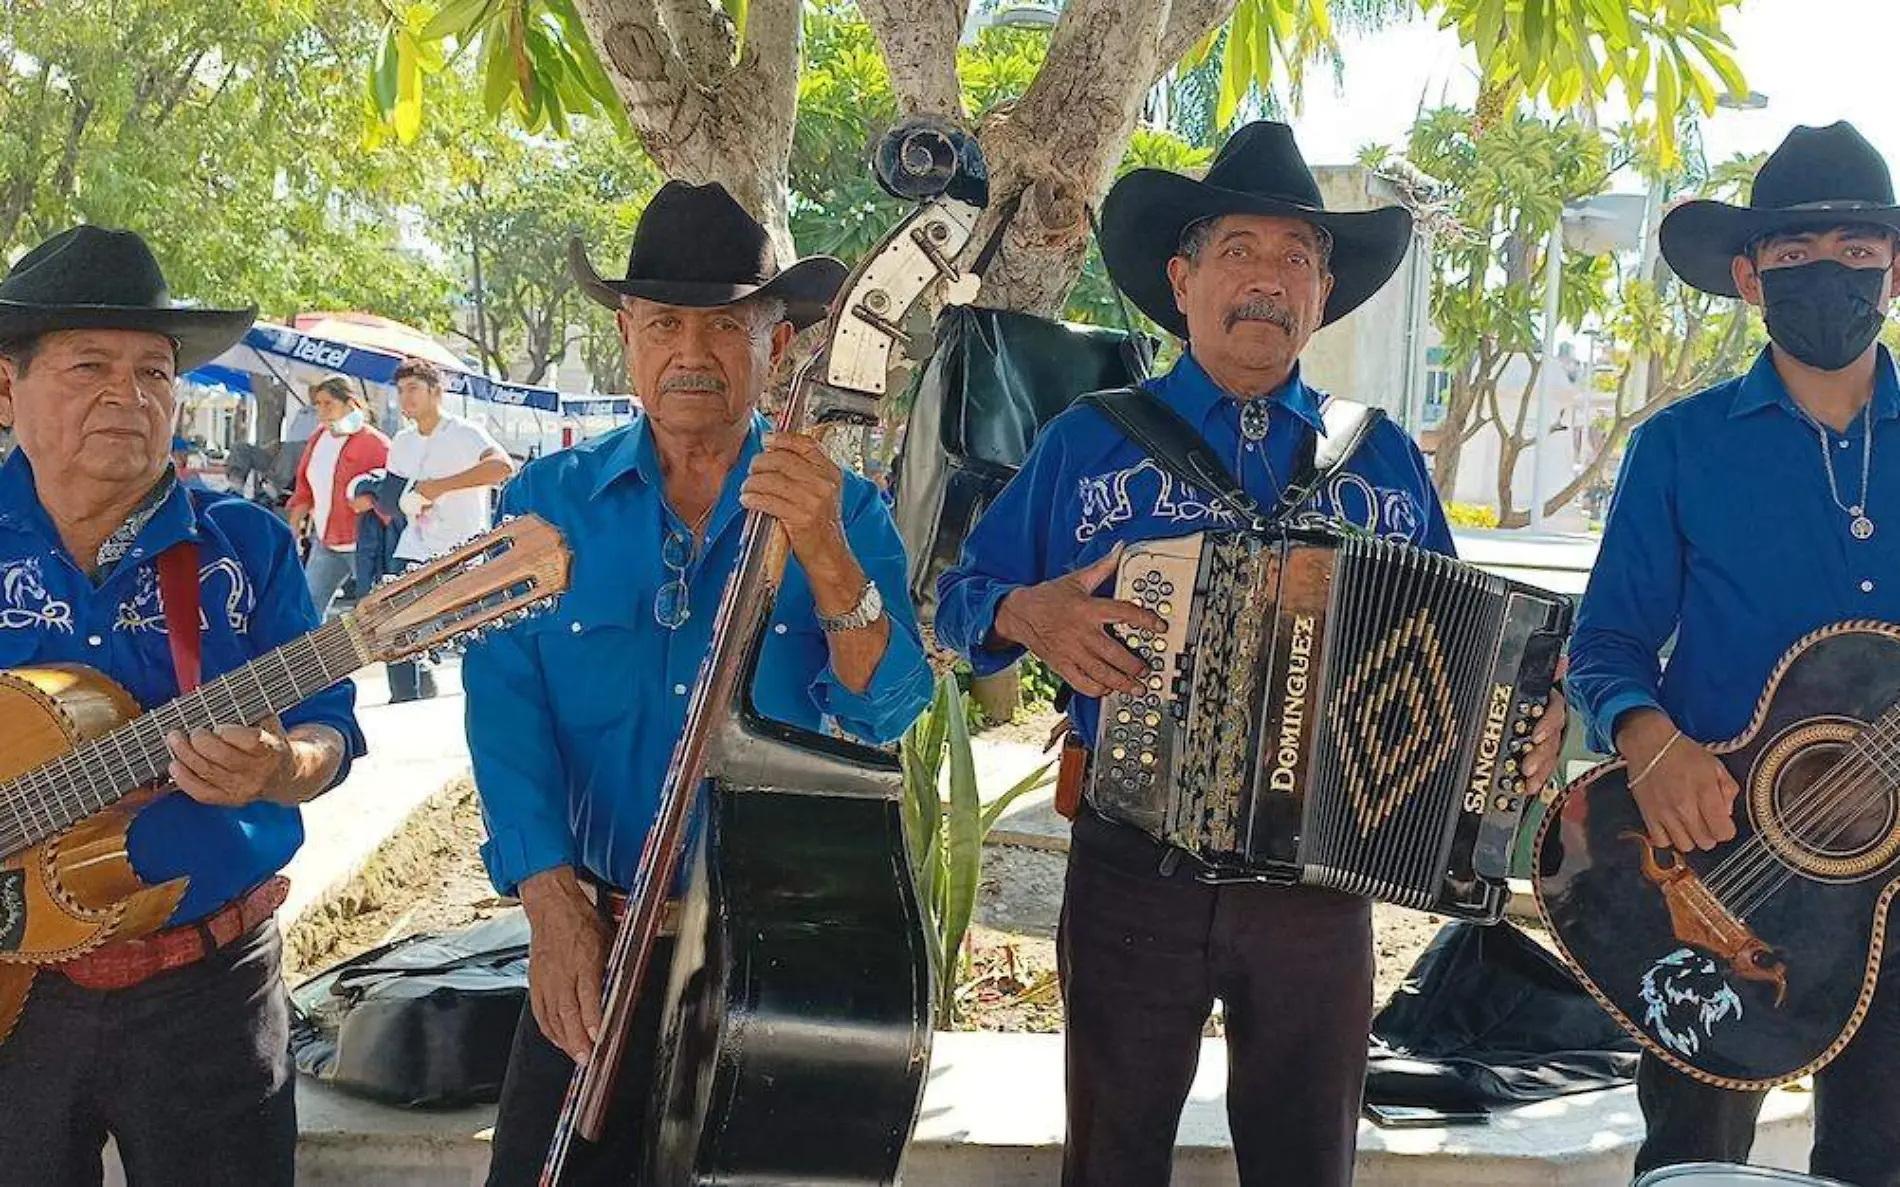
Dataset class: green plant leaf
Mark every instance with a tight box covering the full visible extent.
[937,675,984,1018]
[978,760,1055,835]
[423,0,499,40]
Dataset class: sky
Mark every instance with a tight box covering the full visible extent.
[1283,0,1900,186]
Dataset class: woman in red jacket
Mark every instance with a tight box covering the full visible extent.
[288,375,391,617]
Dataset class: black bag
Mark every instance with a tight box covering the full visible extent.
[1365,920,1638,1115]
[289,911,530,1109]
[892,304,1152,623]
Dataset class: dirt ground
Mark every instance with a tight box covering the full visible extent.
[282,777,504,983]
[285,774,1455,1031]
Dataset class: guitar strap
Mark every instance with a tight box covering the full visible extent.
[156,541,203,694]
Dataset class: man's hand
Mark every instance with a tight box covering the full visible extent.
[167,717,298,807]
[349,493,375,515]
[1617,708,1739,852]
[411,478,445,503]
[993,547,1166,698]
[739,433,853,585]
[1521,658,1568,801]
[517,867,609,1064]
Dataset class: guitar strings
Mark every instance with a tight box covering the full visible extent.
[1706,709,1897,908]
[1701,705,1900,916]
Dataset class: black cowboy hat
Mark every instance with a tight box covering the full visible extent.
[1100,121,1414,339]
[569,181,846,331]
[1660,121,1900,297]
[0,226,256,372]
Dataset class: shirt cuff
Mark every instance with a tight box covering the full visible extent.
[1581,685,1663,756]
[480,827,574,898]
[964,583,1026,678]
[813,630,934,746]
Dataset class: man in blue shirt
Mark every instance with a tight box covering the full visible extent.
[466,182,933,1185]
[1569,122,1900,1185]
[0,226,362,1186]
[937,122,1565,1187]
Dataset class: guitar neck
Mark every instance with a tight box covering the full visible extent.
[0,618,367,859]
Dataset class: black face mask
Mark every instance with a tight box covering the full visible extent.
[1758,259,1889,372]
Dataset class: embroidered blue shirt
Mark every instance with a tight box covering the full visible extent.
[935,351,1455,746]
[0,451,365,924]
[1568,346,1900,753]
[461,414,934,896]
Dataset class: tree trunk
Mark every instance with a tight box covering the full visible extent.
[572,0,801,257]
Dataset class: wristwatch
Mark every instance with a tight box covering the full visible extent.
[818,580,884,633]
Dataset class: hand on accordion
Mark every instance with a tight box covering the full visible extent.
[1520,658,1569,802]
[994,546,1166,698]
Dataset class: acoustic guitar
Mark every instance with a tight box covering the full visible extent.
[1535,619,1900,1090]
[0,514,570,1042]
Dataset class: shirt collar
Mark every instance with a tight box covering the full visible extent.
[590,411,768,497]
[1728,344,1900,423]
[1153,350,1329,436]
[0,451,203,560]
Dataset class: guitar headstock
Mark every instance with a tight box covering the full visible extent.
[350,514,571,661]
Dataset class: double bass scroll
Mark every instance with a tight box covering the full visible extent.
[539,118,990,1187]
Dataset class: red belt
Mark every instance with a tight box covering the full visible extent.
[56,877,290,992]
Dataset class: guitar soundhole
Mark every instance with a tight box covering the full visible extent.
[0,870,23,951]
[1755,721,1900,881]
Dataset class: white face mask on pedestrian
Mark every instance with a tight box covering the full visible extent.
[331,409,366,435]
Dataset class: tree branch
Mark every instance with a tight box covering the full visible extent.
[657,0,737,81]
[575,0,717,172]
[858,0,967,118]
[1155,0,1239,77]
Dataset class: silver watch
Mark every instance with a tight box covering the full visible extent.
[818,580,884,633]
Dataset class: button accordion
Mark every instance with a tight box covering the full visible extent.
[1087,527,1572,921]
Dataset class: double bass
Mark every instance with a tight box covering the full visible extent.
[540,121,992,1185]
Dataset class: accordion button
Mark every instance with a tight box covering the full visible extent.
[1147,570,1162,583]
[1141,753,1156,766]
[1112,746,1126,760]
[1117,711,1132,724]
[1162,582,1175,595]
[1145,713,1160,727]
[1160,602,1173,615]
[1504,760,1518,774]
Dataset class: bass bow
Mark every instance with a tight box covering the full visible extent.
[540,118,991,1186]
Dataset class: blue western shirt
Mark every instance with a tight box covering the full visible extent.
[935,352,1456,746]
[1568,346,1900,752]
[461,414,935,896]
[0,452,365,923]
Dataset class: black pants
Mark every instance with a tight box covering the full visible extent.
[0,921,295,1187]
[1059,811,1373,1187]
[1634,961,1900,1186]
[485,939,675,1187]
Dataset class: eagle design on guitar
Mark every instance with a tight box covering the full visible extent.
[0,516,570,1043]
[1536,619,1900,1090]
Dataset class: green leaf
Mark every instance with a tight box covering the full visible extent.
[1178,24,1222,72]
[482,21,515,116]
[937,677,984,1005]
[422,0,500,40]
[978,761,1056,835]
[372,26,402,115]
[1216,0,1257,127]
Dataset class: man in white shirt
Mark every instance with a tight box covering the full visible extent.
[383,357,515,700]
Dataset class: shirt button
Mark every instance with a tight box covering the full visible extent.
[130,548,143,558]
[86,635,102,647]
[773,623,787,635]
[569,621,582,633]
[1840,439,1852,449]
[673,683,687,696]
[1862,580,1876,593]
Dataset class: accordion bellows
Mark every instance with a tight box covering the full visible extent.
[1089,528,1572,922]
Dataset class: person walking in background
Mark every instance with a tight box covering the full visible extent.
[286,375,389,618]
[383,357,513,702]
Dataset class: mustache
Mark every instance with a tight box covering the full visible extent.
[1225,298,1297,334]
[659,373,727,395]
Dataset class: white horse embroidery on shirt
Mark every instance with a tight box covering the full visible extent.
[0,558,74,633]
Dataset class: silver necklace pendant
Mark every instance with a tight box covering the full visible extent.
[1239,399,1274,442]
[1853,514,1876,540]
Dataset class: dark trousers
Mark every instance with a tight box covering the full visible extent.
[1059,810,1373,1187]
[485,939,675,1187]
[0,921,295,1187]
[1634,961,1900,1186]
